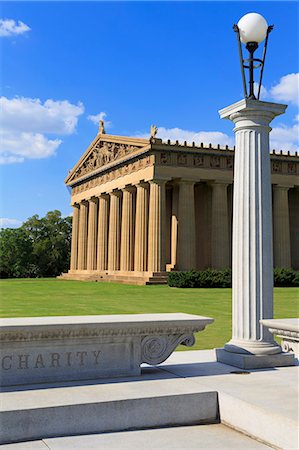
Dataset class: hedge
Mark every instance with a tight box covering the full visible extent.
[168,268,299,288]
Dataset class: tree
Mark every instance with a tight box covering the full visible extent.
[0,210,72,278]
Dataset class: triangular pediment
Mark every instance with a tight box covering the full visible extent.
[66,134,150,185]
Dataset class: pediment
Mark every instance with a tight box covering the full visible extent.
[66,134,150,185]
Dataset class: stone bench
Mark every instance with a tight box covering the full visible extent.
[0,313,213,386]
[260,318,299,356]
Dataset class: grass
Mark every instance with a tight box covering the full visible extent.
[0,278,298,350]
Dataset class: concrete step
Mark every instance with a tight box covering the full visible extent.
[0,424,272,449]
[0,368,219,445]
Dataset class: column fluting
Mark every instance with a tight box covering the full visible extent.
[273,185,291,268]
[210,182,230,269]
[70,203,80,271]
[108,191,122,271]
[134,182,149,272]
[86,197,98,271]
[77,200,88,270]
[120,186,135,272]
[147,180,167,273]
[97,194,110,271]
[177,180,196,270]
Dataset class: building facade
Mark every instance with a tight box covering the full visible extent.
[62,127,299,284]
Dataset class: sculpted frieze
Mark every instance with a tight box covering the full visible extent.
[73,141,143,181]
[72,155,152,195]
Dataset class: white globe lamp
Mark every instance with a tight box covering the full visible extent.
[238,13,268,44]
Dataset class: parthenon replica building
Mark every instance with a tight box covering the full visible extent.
[62,123,299,284]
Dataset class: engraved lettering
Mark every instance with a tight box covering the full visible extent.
[93,350,101,365]
[18,354,30,369]
[34,354,45,369]
[66,352,72,367]
[50,353,61,368]
[2,355,12,370]
[76,351,88,366]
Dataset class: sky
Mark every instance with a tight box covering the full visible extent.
[0,1,298,228]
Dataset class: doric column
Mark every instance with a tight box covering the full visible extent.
[218,99,287,363]
[273,185,291,268]
[77,200,88,270]
[97,194,109,271]
[134,182,149,272]
[148,179,167,273]
[108,190,122,271]
[177,180,196,270]
[120,186,135,272]
[171,185,179,268]
[210,182,230,269]
[86,197,98,271]
[70,203,80,271]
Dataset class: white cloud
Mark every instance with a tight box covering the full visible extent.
[0,96,84,164]
[137,127,234,147]
[270,73,299,105]
[0,19,30,37]
[0,218,23,229]
[270,116,299,153]
[88,112,111,129]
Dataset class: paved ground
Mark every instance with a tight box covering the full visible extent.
[1,350,298,449]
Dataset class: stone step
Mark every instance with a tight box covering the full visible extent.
[1,424,272,449]
[0,370,219,445]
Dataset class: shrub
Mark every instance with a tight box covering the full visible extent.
[168,267,299,288]
[274,268,299,287]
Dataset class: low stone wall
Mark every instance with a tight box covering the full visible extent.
[261,318,299,356]
[0,313,213,386]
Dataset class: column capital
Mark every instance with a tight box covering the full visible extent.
[109,189,122,197]
[273,184,293,191]
[122,185,136,193]
[135,181,149,189]
[209,180,230,187]
[178,179,196,186]
[149,178,170,185]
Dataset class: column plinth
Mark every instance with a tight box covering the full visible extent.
[273,185,292,268]
[218,99,288,364]
[70,204,80,271]
[97,194,109,271]
[77,200,88,270]
[177,181,196,270]
[86,197,98,271]
[120,186,135,272]
[108,191,122,271]
[134,182,149,272]
[148,180,167,273]
[210,182,230,269]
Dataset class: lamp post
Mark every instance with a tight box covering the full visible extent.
[216,13,295,369]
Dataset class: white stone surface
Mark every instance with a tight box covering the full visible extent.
[0,424,272,450]
[0,313,213,386]
[261,318,299,355]
[218,99,288,363]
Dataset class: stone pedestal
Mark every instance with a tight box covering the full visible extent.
[217,99,294,368]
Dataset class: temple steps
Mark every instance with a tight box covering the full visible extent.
[58,272,168,285]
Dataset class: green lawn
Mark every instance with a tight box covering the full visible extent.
[0,278,298,350]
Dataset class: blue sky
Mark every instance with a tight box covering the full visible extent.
[0,1,298,227]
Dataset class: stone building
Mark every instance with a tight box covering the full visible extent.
[62,124,299,284]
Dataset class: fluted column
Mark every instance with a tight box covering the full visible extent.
[70,203,80,271]
[177,181,196,270]
[134,182,149,272]
[273,185,291,268]
[77,200,88,270]
[108,191,122,271]
[86,197,98,271]
[148,180,167,273]
[210,182,230,269]
[97,194,109,271]
[218,99,287,361]
[120,186,135,272]
[171,185,179,268]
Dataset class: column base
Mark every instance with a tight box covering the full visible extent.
[216,348,296,369]
[224,338,281,355]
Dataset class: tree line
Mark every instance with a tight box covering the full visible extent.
[0,210,72,278]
